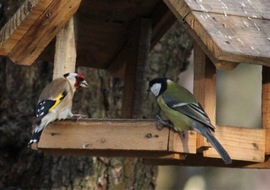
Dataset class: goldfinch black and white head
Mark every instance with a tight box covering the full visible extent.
[64,72,88,90]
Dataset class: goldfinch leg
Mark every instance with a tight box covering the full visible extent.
[155,114,174,130]
[72,114,88,119]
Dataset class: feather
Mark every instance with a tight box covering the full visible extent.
[193,121,232,164]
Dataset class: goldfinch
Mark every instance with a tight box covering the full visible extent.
[149,77,232,164]
[28,72,88,146]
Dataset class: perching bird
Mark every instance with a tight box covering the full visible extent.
[149,78,232,164]
[28,72,88,146]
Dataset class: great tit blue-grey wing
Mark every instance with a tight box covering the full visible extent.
[161,93,215,131]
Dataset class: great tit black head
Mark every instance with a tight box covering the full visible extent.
[148,78,168,97]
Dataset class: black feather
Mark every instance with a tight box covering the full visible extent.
[28,130,43,146]
[35,100,56,118]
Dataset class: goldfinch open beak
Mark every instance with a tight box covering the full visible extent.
[80,80,88,88]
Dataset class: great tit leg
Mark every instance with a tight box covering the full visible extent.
[178,131,186,138]
[155,114,174,130]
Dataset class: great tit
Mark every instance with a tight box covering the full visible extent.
[149,77,232,164]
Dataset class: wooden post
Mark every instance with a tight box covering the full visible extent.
[121,18,152,118]
[193,43,216,149]
[262,66,270,154]
[53,17,76,80]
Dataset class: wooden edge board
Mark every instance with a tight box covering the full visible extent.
[143,155,270,168]
[41,149,185,160]
[203,125,265,162]
[36,119,266,163]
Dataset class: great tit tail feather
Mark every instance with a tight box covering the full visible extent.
[194,122,232,164]
[203,129,232,164]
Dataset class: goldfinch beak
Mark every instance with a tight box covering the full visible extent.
[80,80,88,88]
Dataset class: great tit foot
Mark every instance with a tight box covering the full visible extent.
[155,114,174,129]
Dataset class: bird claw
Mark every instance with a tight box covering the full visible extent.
[155,114,174,129]
[72,114,88,120]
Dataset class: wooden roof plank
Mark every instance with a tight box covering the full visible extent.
[0,0,81,65]
[0,0,50,55]
[9,0,81,65]
[193,12,270,64]
[164,0,270,67]
[185,0,270,19]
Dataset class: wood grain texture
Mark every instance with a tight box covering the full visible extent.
[121,18,151,118]
[39,119,170,151]
[193,44,217,150]
[185,0,270,19]
[0,0,47,55]
[164,0,270,68]
[53,17,76,79]
[2,0,81,65]
[262,66,270,154]
[37,119,266,163]
[204,125,265,162]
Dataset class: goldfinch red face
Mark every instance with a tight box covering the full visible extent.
[64,72,88,89]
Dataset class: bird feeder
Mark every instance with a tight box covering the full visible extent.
[1,0,270,168]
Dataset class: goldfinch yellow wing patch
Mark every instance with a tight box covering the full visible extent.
[35,91,68,118]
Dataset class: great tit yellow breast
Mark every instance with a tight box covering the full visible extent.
[157,96,191,131]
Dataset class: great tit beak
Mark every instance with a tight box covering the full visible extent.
[80,80,88,88]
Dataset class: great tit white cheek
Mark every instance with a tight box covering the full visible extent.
[150,83,161,96]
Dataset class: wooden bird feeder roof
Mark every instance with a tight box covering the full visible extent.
[1,0,270,69]
[164,0,270,69]
[2,0,270,168]
[0,0,176,70]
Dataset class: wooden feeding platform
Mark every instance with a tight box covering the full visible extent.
[1,0,270,168]
[38,118,268,168]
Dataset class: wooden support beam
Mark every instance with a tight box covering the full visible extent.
[262,66,270,154]
[193,43,216,150]
[37,119,266,165]
[150,1,176,48]
[0,0,81,65]
[193,43,216,124]
[121,18,152,118]
[53,17,76,79]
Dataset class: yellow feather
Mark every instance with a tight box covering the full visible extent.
[49,93,64,111]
